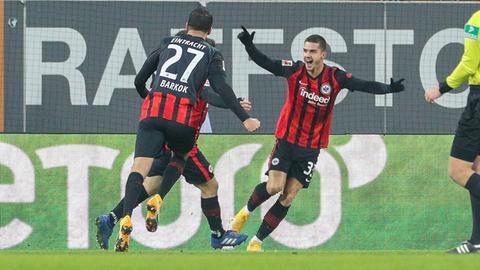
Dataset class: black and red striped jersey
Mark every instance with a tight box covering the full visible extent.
[156,78,211,155]
[239,39,399,149]
[161,88,209,157]
[135,33,249,128]
[273,62,342,149]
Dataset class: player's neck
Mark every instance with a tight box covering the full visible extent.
[307,63,324,78]
[186,30,208,40]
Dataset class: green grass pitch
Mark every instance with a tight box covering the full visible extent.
[2,251,480,270]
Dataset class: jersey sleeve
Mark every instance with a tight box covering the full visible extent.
[208,51,250,122]
[134,49,160,98]
[134,39,169,98]
[445,12,480,89]
[244,44,302,78]
[200,87,229,108]
[334,69,391,94]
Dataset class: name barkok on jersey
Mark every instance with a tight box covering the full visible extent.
[171,37,207,50]
[159,79,188,93]
[300,88,330,106]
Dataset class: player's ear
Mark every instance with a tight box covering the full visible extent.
[184,22,189,32]
[321,50,327,59]
[207,27,212,35]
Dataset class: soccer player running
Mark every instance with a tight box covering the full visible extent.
[424,10,480,254]
[116,8,260,252]
[96,86,252,250]
[229,26,405,251]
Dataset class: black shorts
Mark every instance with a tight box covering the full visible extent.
[265,139,320,188]
[451,87,480,162]
[135,117,196,158]
[148,147,214,184]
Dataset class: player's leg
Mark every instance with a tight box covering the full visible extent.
[246,145,318,251]
[115,118,165,252]
[109,173,164,225]
[195,178,248,249]
[247,177,302,252]
[95,175,162,249]
[230,171,287,234]
[230,140,290,233]
[97,153,167,243]
[155,121,196,211]
[185,149,248,248]
[195,179,224,236]
[145,154,172,232]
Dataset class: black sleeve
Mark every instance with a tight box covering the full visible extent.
[334,69,392,94]
[439,81,453,94]
[208,52,250,122]
[244,44,300,78]
[200,87,229,108]
[134,46,161,99]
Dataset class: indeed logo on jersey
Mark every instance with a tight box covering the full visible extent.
[300,88,330,106]
[160,79,188,93]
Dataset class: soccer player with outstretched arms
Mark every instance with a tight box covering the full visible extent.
[229,26,405,251]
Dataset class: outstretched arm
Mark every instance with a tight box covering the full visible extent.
[334,69,405,94]
[238,26,294,77]
[208,52,260,132]
[201,87,252,111]
[201,87,229,108]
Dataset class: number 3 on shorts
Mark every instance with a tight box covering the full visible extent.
[303,161,315,176]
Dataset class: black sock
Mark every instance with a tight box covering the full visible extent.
[158,156,185,199]
[470,192,480,244]
[256,200,290,241]
[201,196,225,238]
[247,182,272,212]
[111,186,149,223]
[465,173,480,198]
[122,172,144,217]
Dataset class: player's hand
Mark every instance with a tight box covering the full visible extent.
[238,26,255,46]
[238,97,252,112]
[243,118,260,132]
[425,86,442,104]
[390,78,405,93]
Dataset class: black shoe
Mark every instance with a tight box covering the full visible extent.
[447,241,480,254]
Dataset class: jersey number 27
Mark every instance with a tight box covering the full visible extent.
[159,44,205,83]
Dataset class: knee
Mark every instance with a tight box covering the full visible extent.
[205,179,219,195]
[473,161,480,174]
[279,192,296,207]
[447,163,457,181]
[448,161,471,185]
[199,179,219,197]
[448,162,462,180]
[131,158,153,177]
[266,181,283,195]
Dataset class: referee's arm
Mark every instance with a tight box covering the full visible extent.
[440,12,480,93]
